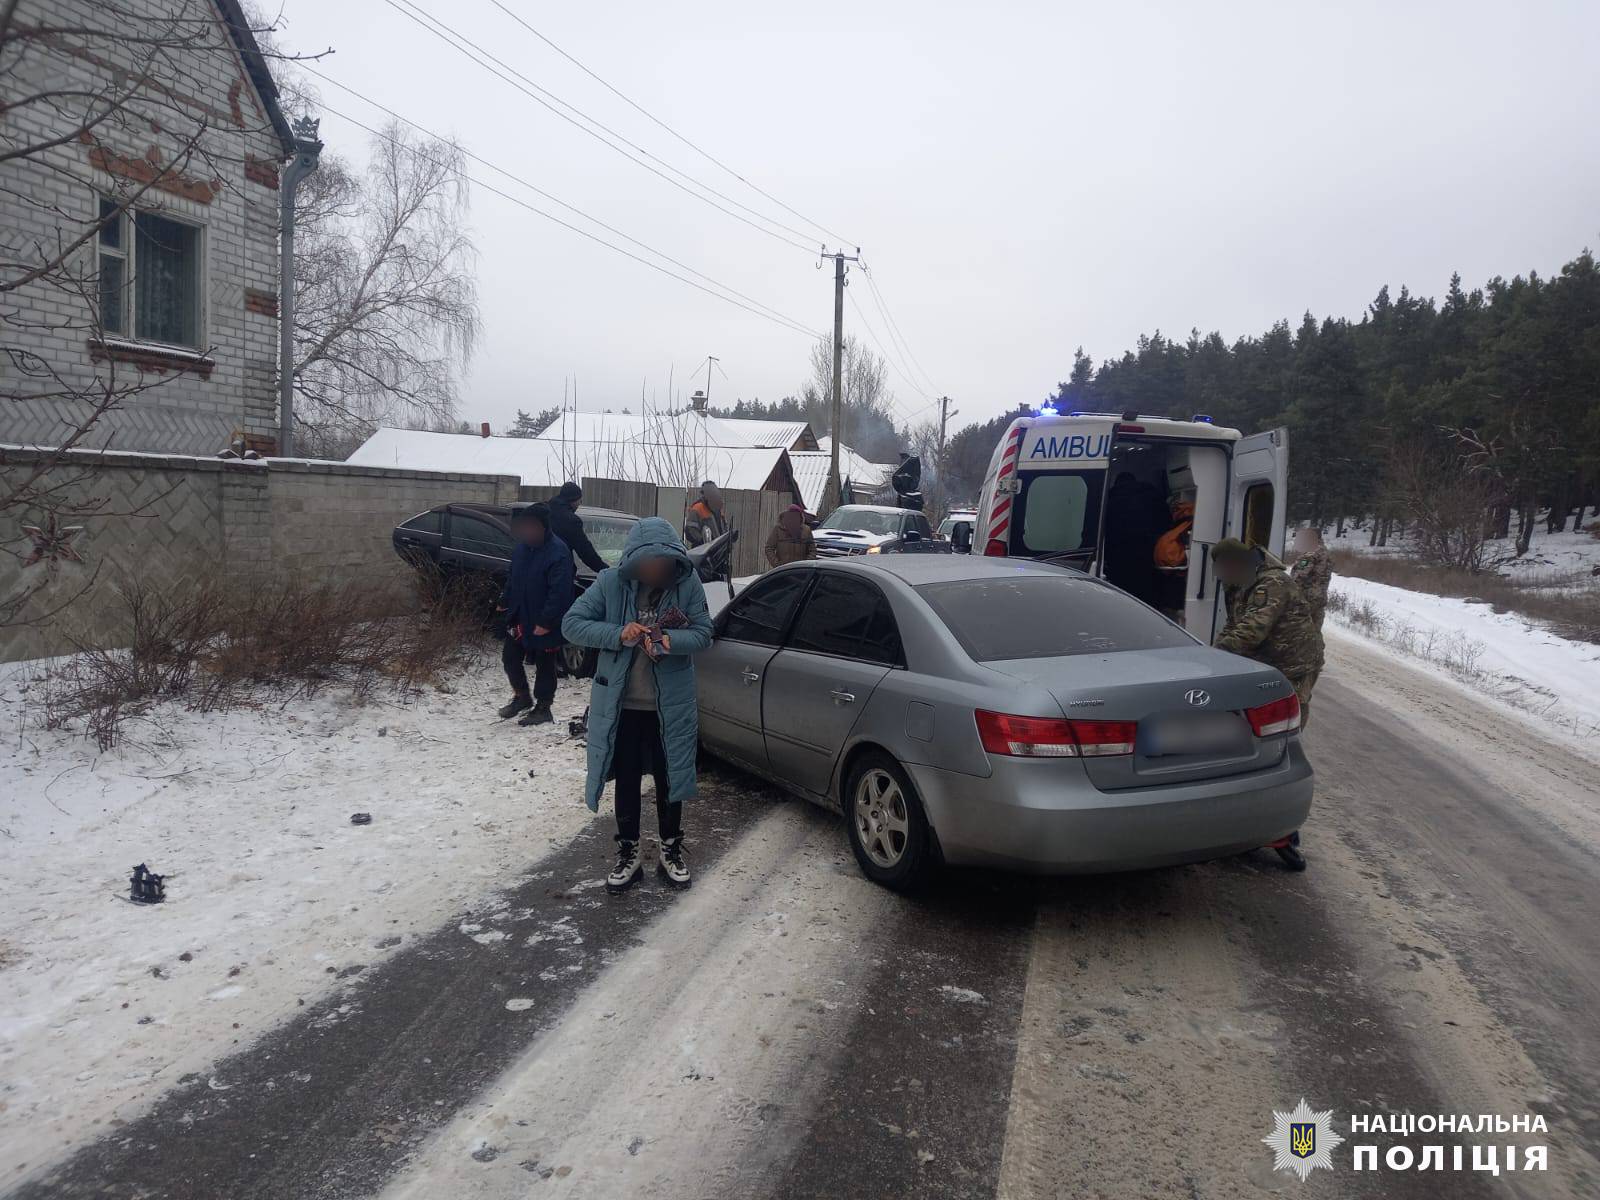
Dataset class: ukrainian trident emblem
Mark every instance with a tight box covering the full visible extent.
[1263,1098,1343,1180]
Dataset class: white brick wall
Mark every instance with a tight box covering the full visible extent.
[0,0,285,455]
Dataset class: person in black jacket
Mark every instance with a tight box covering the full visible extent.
[547,482,608,573]
[497,503,576,726]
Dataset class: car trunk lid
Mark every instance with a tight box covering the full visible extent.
[981,645,1291,790]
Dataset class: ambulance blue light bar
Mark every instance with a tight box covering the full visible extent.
[1191,413,1214,423]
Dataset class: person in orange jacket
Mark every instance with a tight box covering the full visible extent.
[1155,499,1195,570]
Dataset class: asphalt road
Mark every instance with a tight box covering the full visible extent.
[10,634,1599,1199]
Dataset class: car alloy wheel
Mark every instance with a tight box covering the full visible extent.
[853,767,910,869]
[560,643,586,675]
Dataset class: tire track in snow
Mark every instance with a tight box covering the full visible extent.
[9,771,783,1200]
[375,804,900,1198]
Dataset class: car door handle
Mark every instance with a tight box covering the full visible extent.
[830,688,856,704]
[741,668,761,685]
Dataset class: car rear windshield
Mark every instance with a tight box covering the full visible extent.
[916,576,1194,661]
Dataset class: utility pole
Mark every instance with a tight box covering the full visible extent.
[277,115,322,457]
[704,356,718,408]
[819,247,860,514]
[934,395,957,516]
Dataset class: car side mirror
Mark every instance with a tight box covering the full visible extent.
[951,522,973,553]
[903,528,922,543]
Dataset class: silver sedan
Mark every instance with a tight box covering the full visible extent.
[697,556,1312,890]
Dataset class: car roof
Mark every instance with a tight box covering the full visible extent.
[829,504,912,516]
[805,554,1081,586]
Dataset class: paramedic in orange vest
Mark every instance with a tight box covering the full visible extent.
[684,481,728,548]
[1153,499,1195,615]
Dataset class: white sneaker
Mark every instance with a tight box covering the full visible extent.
[606,840,642,893]
[657,837,691,889]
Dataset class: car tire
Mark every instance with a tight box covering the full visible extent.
[842,750,937,892]
[559,643,586,677]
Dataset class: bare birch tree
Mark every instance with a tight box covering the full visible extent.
[289,121,480,458]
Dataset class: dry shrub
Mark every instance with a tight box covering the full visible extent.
[43,574,486,748]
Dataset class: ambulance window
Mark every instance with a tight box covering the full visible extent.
[1242,483,1274,549]
[1018,472,1099,554]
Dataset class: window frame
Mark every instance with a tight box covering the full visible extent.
[94,195,208,351]
[782,571,906,668]
[1241,481,1275,551]
[446,510,516,560]
[716,567,814,648]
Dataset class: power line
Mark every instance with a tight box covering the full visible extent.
[485,0,854,249]
[844,287,940,426]
[381,0,819,254]
[313,92,820,339]
[860,258,942,396]
[304,67,816,335]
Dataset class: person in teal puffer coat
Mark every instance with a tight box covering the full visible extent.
[561,517,714,892]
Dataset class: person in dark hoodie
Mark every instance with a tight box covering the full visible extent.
[497,503,576,726]
[546,482,608,573]
[561,517,713,892]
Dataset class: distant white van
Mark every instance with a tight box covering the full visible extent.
[972,409,1288,640]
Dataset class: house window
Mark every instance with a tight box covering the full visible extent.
[96,198,204,349]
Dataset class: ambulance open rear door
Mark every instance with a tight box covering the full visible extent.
[1228,427,1289,559]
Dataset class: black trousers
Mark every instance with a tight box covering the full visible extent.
[613,707,682,843]
[502,635,557,705]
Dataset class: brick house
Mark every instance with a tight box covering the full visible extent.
[1,0,294,455]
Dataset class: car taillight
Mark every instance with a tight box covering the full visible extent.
[984,537,1008,557]
[1245,693,1301,736]
[975,710,1136,758]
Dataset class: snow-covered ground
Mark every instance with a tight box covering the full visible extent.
[0,658,597,1184]
[1327,575,1600,748]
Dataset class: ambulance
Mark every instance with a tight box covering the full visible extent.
[970,408,1289,641]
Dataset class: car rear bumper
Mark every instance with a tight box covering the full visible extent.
[907,740,1313,874]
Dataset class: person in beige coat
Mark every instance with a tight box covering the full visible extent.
[764,504,817,567]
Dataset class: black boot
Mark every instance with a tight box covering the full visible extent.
[497,694,532,719]
[518,701,554,726]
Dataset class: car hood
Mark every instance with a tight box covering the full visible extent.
[814,528,895,546]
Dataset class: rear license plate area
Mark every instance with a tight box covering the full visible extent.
[1140,712,1251,758]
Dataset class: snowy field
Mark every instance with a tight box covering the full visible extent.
[1327,575,1600,748]
[1329,518,1600,579]
[0,659,597,1183]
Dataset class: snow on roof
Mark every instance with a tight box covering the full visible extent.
[790,449,896,511]
[814,438,896,487]
[533,410,813,451]
[708,418,814,450]
[348,427,790,492]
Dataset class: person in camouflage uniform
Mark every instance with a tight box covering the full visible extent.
[1289,527,1333,630]
[1210,538,1325,728]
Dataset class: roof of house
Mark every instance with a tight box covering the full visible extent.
[814,439,897,486]
[213,0,296,157]
[532,410,814,452]
[349,427,794,493]
[706,417,815,450]
[789,449,898,511]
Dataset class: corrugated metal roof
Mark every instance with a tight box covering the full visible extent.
[789,448,896,511]
[531,410,813,451]
[348,428,789,492]
[708,418,813,450]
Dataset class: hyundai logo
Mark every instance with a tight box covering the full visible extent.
[1184,689,1212,708]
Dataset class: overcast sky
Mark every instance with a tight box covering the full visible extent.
[277,0,1600,435]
